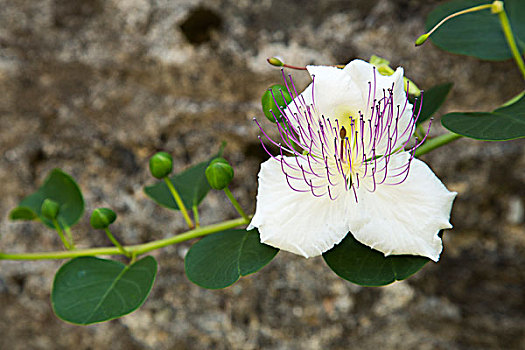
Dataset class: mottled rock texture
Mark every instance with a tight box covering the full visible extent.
[1,0,524,349]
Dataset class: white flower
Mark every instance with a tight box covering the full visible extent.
[249,59,456,262]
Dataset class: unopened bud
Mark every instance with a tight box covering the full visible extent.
[41,199,60,220]
[404,77,421,97]
[415,33,429,46]
[267,57,284,67]
[370,55,394,76]
[149,152,173,179]
[262,84,292,123]
[206,158,234,190]
[90,208,117,229]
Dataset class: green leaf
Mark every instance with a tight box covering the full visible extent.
[9,207,38,221]
[185,229,278,289]
[323,233,430,287]
[144,144,225,210]
[52,256,157,325]
[426,0,512,61]
[507,0,525,48]
[441,93,525,140]
[261,84,293,123]
[414,83,453,125]
[10,169,84,229]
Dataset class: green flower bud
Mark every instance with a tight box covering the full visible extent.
[404,77,421,97]
[149,152,173,179]
[210,157,228,166]
[369,55,394,76]
[206,158,234,190]
[267,57,284,67]
[90,208,117,229]
[261,84,292,123]
[41,199,60,220]
[415,33,429,46]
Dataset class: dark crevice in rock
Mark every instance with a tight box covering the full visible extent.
[180,7,222,45]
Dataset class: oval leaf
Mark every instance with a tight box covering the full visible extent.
[261,84,292,123]
[185,229,278,289]
[507,0,525,47]
[441,93,525,140]
[10,169,84,229]
[323,233,430,287]
[414,82,453,124]
[52,256,157,325]
[426,0,512,61]
[144,143,225,210]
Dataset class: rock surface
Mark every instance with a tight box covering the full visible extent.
[1,0,524,349]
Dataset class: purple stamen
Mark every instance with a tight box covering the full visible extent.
[309,180,325,197]
[256,64,425,201]
[327,185,337,200]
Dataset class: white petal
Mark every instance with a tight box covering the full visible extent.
[249,157,354,258]
[350,153,456,261]
[344,59,414,150]
[343,59,405,107]
[305,65,365,117]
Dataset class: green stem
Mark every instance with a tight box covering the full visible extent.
[415,124,426,140]
[104,228,130,258]
[163,177,194,229]
[495,3,525,81]
[426,4,493,38]
[223,187,249,221]
[414,132,463,157]
[64,227,75,249]
[52,219,71,250]
[192,205,200,228]
[0,216,250,261]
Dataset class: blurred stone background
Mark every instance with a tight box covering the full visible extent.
[0,0,524,349]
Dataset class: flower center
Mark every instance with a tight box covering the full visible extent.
[254,68,431,202]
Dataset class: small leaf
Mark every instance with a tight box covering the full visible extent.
[441,93,525,140]
[323,233,430,286]
[144,144,224,210]
[185,229,278,289]
[261,84,293,123]
[52,256,157,325]
[426,0,512,61]
[10,169,84,229]
[9,207,38,221]
[414,82,453,124]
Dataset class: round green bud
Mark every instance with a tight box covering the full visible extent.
[261,84,292,123]
[149,152,173,179]
[41,199,60,220]
[90,208,117,229]
[205,158,234,190]
[210,157,228,166]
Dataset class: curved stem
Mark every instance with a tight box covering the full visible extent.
[163,177,194,229]
[415,132,463,157]
[427,4,493,38]
[53,219,72,250]
[64,227,75,249]
[104,228,130,258]
[192,205,200,228]
[0,216,250,261]
[495,4,525,80]
[223,187,249,221]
